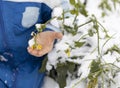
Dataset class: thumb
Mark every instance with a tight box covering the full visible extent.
[53,32,63,39]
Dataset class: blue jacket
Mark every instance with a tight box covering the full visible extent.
[0,0,53,88]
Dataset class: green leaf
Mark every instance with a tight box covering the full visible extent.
[67,62,76,74]
[93,24,99,30]
[106,3,112,11]
[41,24,46,30]
[69,0,76,5]
[75,3,80,8]
[79,6,88,17]
[56,63,67,88]
[75,1,88,17]
[57,17,63,20]
[49,67,57,80]
[39,56,48,73]
[70,9,77,15]
[71,56,78,59]
[90,60,101,73]
[99,0,113,13]
[112,45,120,54]
[64,25,77,35]
[101,12,106,17]
[88,60,102,79]
[74,41,85,48]
[105,45,120,54]
[88,29,94,37]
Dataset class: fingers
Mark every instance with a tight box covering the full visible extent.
[27,47,42,57]
[36,31,63,40]
[27,31,63,57]
[36,47,52,56]
[27,46,52,57]
[53,32,63,39]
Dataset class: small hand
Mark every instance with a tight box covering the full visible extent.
[27,31,63,57]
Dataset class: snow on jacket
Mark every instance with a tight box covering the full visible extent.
[0,0,69,88]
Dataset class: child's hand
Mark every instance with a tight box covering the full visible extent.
[27,31,63,57]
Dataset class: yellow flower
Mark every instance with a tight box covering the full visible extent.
[36,44,42,50]
[31,44,36,49]
[65,48,71,57]
[31,44,42,50]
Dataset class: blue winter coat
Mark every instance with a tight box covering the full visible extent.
[0,0,53,88]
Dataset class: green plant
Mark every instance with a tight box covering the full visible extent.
[36,0,120,88]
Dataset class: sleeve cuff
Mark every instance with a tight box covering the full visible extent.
[46,24,61,32]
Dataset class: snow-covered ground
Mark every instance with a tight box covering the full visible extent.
[42,0,120,88]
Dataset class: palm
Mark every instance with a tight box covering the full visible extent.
[27,31,63,57]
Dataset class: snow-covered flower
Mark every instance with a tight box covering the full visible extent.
[65,48,71,57]
[35,24,41,29]
[28,38,42,50]
[28,38,35,47]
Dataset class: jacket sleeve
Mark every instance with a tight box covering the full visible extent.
[40,3,52,24]
[39,3,54,32]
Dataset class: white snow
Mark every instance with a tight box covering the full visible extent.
[42,0,120,88]
[42,76,59,88]
[52,7,63,18]
[28,38,35,47]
